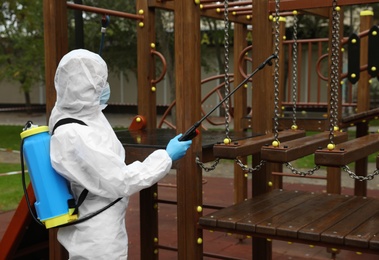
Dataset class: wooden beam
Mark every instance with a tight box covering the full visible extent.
[314,133,379,166]
[261,131,348,163]
[268,0,379,12]
[213,129,306,159]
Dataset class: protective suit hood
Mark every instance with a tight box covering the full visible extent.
[54,49,108,117]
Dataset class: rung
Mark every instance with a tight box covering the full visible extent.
[213,129,306,159]
[272,172,326,180]
[261,131,348,163]
[314,133,379,167]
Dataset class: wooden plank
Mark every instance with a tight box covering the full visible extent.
[268,0,379,12]
[298,196,370,241]
[341,107,379,128]
[216,190,301,230]
[261,131,347,163]
[255,193,350,238]
[236,191,314,233]
[213,129,306,159]
[199,189,285,228]
[321,199,379,245]
[278,117,329,132]
[314,133,379,166]
[345,210,379,248]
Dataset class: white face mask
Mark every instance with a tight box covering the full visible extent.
[100,83,111,105]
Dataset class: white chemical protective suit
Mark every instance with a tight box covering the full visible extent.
[49,49,174,259]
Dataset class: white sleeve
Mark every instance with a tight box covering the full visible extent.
[50,127,172,198]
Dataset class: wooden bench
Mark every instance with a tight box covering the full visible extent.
[199,189,379,254]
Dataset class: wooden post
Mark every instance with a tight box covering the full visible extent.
[136,1,159,259]
[43,0,69,259]
[174,1,203,259]
[44,0,68,122]
[354,10,373,196]
[251,0,274,259]
[233,24,248,204]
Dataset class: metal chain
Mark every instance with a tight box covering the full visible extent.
[195,0,231,173]
[291,13,298,127]
[273,0,281,141]
[196,157,220,172]
[223,0,231,139]
[285,162,320,177]
[342,165,379,181]
[235,157,266,173]
[328,0,341,144]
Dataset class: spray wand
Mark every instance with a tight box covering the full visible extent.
[179,54,277,141]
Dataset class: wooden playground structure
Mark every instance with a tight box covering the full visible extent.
[3,0,379,259]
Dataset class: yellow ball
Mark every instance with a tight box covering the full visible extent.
[333,126,339,131]
[327,143,335,150]
[272,140,280,147]
[138,22,144,27]
[194,0,200,4]
[136,117,141,123]
[216,8,220,13]
[291,125,298,130]
[351,73,356,78]
[150,43,156,48]
[372,66,377,71]
[154,237,158,243]
[292,10,298,15]
[197,238,203,244]
[138,9,144,15]
[268,181,273,187]
[196,206,203,213]
[373,31,378,36]
[224,138,231,144]
[352,39,357,44]
[335,6,340,11]
[151,86,156,92]
[268,15,273,21]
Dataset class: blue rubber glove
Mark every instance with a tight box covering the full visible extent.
[166,134,192,161]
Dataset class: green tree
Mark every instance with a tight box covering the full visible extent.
[0,0,44,112]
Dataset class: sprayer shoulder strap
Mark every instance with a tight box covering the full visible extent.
[52,118,88,214]
[52,118,87,134]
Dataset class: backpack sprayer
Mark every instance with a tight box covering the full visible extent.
[20,122,78,229]
[21,120,121,229]
[178,54,277,141]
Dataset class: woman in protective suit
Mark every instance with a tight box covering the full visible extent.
[49,49,192,259]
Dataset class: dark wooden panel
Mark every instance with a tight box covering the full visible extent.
[261,131,348,163]
[321,199,379,245]
[299,196,371,241]
[217,190,301,230]
[256,193,350,238]
[237,191,314,233]
[345,210,379,248]
[199,189,285,228]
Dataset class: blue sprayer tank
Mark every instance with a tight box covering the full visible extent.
[21,125,78,228]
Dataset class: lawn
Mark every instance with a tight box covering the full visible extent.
[0,125,29,211]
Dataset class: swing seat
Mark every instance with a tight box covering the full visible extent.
[261,131,348,163]
[199,189,379,253]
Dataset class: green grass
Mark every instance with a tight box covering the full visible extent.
[0,164,29,212]
[0,125,26,211]
[0,125,24,151]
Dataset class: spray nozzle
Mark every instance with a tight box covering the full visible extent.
[23,121,39,131]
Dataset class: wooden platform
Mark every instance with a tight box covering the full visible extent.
[199,189,379,254]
